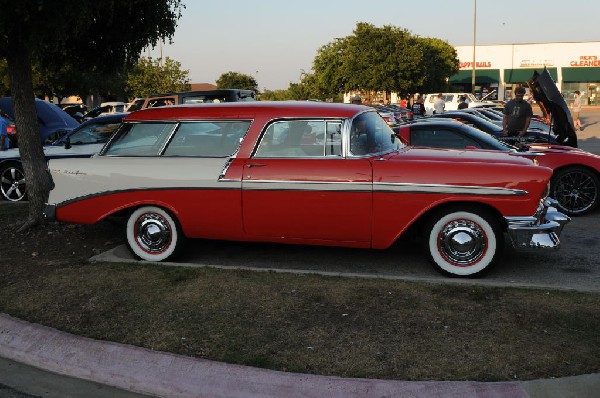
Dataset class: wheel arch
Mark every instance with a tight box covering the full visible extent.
[551,163,600,181]
[407,201,506,240]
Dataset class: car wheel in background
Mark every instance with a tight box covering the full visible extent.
[0,163,27,202]
[126,206,186,261]
[423,208,501,277]
[551,166,600,216]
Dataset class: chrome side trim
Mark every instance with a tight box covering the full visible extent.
[242,180,371,192]
[241,180,527,196]
[374,182,528,196]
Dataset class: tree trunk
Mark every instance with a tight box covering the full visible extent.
[6,38,54,231]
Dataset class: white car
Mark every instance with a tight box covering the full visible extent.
[423,93,493,115]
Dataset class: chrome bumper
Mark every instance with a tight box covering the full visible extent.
[505,198,570,250]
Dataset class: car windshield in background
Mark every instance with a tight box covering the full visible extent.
[103,121,251,157]
[60,121,122,145]
[350,111,402,156]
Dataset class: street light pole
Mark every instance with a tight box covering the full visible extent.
[471,0,477,95]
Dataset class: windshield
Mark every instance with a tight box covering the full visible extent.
[349,111,402,156]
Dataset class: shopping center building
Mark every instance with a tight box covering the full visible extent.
[451,41,600,105]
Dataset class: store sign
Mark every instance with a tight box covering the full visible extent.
[520,59,555,67]
[570,55,600,67]
[459,61,492,69]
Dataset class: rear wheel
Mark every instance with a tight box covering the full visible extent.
[551,166,600,216]
[0,163,27,202]
[423,209,501,277]
[126,206,186,261]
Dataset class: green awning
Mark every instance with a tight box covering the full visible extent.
[449,69,500,84]
[562,67,600,82]
[504,68,558,83]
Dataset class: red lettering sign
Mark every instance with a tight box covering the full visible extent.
[459,61,492,69]
[570,55,600,67]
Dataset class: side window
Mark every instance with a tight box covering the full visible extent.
[103,123,176,156]
[410,128,482,149]
[349,112,399,156]
[254,120,341,158]
[164,121,251,157]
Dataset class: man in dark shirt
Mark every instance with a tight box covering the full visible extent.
[412,97,425,116]
[502,86,533,137]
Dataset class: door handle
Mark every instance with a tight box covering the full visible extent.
[247,163,266,168]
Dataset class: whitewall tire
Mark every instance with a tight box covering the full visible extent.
[425,210,500,277]
[126,206,185,262]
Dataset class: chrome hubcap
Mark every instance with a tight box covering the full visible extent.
[134,213,172,253]
[438,220,486,266]
[0,167,26,202]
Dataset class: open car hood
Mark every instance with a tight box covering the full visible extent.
[527,69,578,148]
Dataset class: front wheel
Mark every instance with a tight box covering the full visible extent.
[423,209,501,277]
[550,166,600,216]
[126,206,186,262]
[0,163,27,202]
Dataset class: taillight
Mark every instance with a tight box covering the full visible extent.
[6,125,16,135]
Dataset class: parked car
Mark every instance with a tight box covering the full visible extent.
[0,98,79,145]
[423,93,494,115]
[126,98,145,112]
[142,89,256,109]
[429,111,559,144]
[44,102,569,277]
[396,118,600,216]
[101,102,129,113]
[0,113,125,202]
[455,107,551,131]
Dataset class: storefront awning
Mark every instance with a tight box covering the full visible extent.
[449,69,500,84]
[504,68,558,83]
[562,67,600,82]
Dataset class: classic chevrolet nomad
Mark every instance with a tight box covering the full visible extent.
[45,102,569,277]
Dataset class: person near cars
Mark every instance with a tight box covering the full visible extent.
[572,90,584,131]
[350,95,362,105]
[433,93,445,114]
[412,97,425,116]
[502,86,533,137]
[457,96,468,109]
[0,115,9,150]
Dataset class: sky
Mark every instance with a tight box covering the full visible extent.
[152,0,600,90]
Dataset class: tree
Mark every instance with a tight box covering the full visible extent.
[0,0,184,229]
[216,72,258,92]
[126,56,191,99]
[310,22,459,100]
[418,37,460,94]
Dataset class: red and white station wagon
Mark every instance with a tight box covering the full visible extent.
[45,102,569,277]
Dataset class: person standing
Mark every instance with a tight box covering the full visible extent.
[0,116,10,151]
[457,96,468,110]
[572,90,584,131]
[433,93,445,114]
[502,86,533,137]
[412,97,425,117]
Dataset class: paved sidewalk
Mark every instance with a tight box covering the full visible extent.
[1,314,598,398]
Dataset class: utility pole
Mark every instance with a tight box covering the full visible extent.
[471,0,477,95]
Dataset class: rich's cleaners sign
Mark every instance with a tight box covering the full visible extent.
[570,55,600,67]
[459,61,492,69]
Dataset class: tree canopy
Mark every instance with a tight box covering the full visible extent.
[309,22,459,100]
[0,0,185,228]
[126,56,191,98]
[216,72,259,92]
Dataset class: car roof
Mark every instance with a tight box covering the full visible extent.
[125,101,369,122]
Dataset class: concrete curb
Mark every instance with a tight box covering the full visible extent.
[0,313,533,398]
